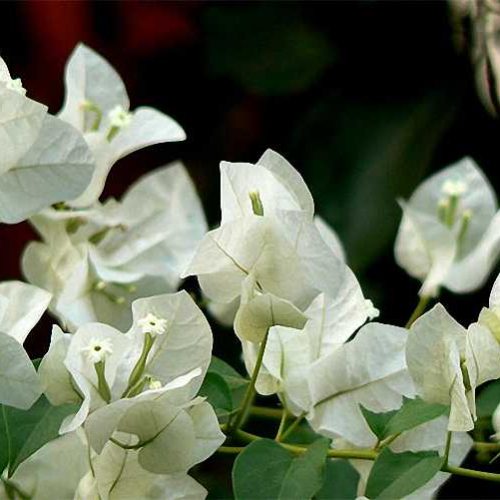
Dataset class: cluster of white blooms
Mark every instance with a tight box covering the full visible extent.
[2,43,500,499]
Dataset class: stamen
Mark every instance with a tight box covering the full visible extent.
[249,191,264,216]
[80,99,102,132]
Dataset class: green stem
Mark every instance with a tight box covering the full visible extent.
[218,437,500,482]
[275,409,289,441]
[250,406,283,419]
[444,431,453,466]
[279,412,306,442]
[122,332,155,398]
[94,360,111,403]
[474,441,500,452]
[405,295,431,328]
[227,330,270,434]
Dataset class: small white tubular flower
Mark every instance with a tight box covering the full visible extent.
[137,313,168,336]
[107,104,133,129]
[126,292,213,394]
[59,43,185,208]
[220,149,314,224]
[395,157,500,296]
[441,178,468,197]
[81,337,114,363]
[406,304,500,431]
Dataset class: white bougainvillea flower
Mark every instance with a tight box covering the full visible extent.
[245,275,378,396]
[0,431,89,500]
[406,303,500,431]
[351,416,472,500]
[40,291,213,439]
[76,435,208,500]
[58,43,186,207]
[0,63,95,223]
[23,163,206,331]
[219,149,314,224]
[0,281,51,409]
[395,157,500,296]
[294,322,413,447]
[183,211,352,341]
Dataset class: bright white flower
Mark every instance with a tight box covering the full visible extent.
[137,313,168,336]
[108,104,133,129]
[395,157,500,297]
[0,281,50,409]
[58,43,185,207]
[406,304,500,431]
[81,337,114,363]
[0,57,95,223]
[23,162,207,331]
[184,211,355,341]
[39,291,213,442]
[441,178,468,197]
[287,322,415,447]
[219,149,314,224]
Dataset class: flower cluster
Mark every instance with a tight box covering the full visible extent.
[2,44,500,500]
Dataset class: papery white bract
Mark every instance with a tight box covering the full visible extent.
[0,281,50,409]
[291,322,413,447]
[406,303,500,431]
[395,157,500,296]
[58,43,186,207]
[23,162,207,331]
[0,59,95,223]
[38,291,223,476]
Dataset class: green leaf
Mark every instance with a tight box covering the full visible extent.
[208,356,249,409]
[315,459,360,500]
[0,395,78,476]
[232,438,330,499]
[365,448,443,499]
[476,380,500,419]
[199,372,233,416]
[204,4,334,95]
[360,406,397,440]
[384,398,448,436]
[279,438,330,499]
[360,398,448,440]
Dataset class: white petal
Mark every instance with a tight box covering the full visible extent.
[0,114,95,223]
[305,323,414,447]
[59,43,129,130]
[0,331,42,409]
[0,280,51,343]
